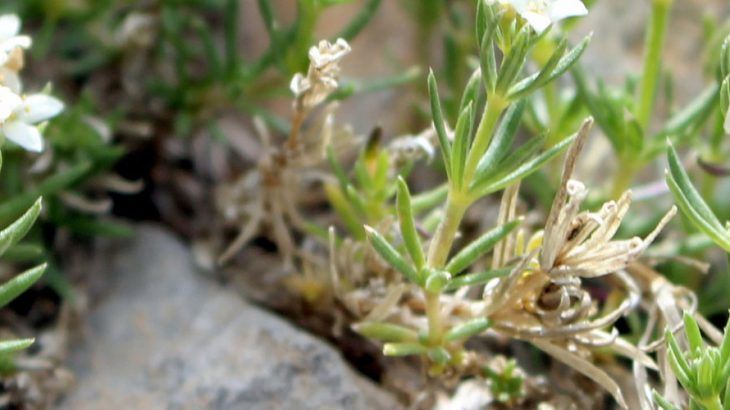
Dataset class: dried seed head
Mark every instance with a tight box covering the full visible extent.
[290,38,351,113]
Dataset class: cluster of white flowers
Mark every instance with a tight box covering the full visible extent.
[290,38,351,112]
[490,0,588,33]
[0,14,63,153]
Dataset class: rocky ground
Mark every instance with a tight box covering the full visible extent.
[59,226,400,410]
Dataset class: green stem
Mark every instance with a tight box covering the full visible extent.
[426,196,468,268]
[636,0,673,130]
[611,160,637,199]
[424,196,468,344]
[462,95,508,185]
[425,292,443,344]
[700,396,722,410]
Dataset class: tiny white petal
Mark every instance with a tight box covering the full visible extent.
[0,15,21,41]
[20,94,64,123]
[548,0,588,22]
[0,68,21,93]
[0,86,22,121]
[3,120,43,152]
[724,108,730,135]
[0,35,31,52]
[522,11,553,33]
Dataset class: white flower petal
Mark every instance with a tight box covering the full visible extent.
[0,35,31,53]
[724,108,730,135]
[548,0,588,22]
[3,120,43,152]
[521,11,553,33]
[0,86,22,121]
[0,15,21,41]
[0,68,21,93]
[20,94,64,123]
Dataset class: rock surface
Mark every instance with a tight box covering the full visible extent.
[60,225,400,410]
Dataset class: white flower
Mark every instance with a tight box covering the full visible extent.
[724,107,730,135]
[501,0,588,33]
[0,14,31,67]
[0,87,64,152]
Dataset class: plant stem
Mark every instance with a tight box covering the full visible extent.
[426,196,468,268]
[700,396,723,410]
[611,160,637,199]
[424,196,468,344]
[425,291,443,344]
[462,95,508,185]
[636,0,673,130]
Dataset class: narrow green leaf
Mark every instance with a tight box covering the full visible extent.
[411,184,448,214]
[667,143,726,234]
[324,183,365,240]
[495,25,531,94]
[353,322,418,343]
[509,34,592,99]
[451,102,474,189]
[666,173,730,251]
[445,220,521,274]
[0,161,91,226]
[364,225,419,284]
[651,391,681,410]
[0,198,42,258]
[396,178,425,269]
[474,99,527,179]
[444,318,491,342]
[427,346,451,365]
[2,244,43,263]
[666,329,692,384]
[471,133,576,197]
[460,68,483,116]
[428,71,452,179]
[479,18,498,93]
[326,146,350,190]
[658,84,719,139]
[336,0,382,41]
[682,312,703,354]
[508,38,567,98]
[720,312,730,363]
[0,338,34,356]
[0,264,46,309]
[444,268,511,291]
[383,342,426,356]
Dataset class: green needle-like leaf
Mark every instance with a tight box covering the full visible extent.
[0,338,34,356]
[474,99,527,182]
[445,220,521,274]
[0,198,42,258]
[444,318,491,342]
[364,225,419,284]
[509,34,592,99]
[0,264,46,309]
[683,312,703,354]
[470,132,577,198]
[353,322,418,343]
[666,143,730,251]
[396,177,425,269]
[451,102,474,189]
[428,71,453,180]
[383,342,427,356]
[444,268,512,291]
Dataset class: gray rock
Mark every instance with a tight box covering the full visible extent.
[60,225,400,410]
